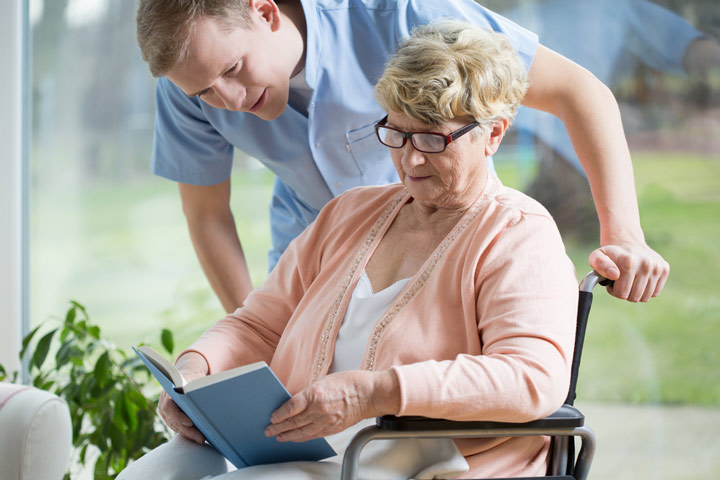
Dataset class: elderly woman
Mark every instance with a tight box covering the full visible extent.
[120,20,578,479]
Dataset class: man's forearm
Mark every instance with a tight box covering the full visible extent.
[556,75,645,246]
[178,181,255,312]
[188,216,254,312]
[524,46,644,244]
[523,46,669,301]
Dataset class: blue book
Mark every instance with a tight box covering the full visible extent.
[133,346,336,468]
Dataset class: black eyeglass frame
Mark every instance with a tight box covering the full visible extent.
[374,115,480,154]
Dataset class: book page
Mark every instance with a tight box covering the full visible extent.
[137,346,185,387]
[183,361,268,393]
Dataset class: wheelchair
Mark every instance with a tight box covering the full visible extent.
[341,270,607,480]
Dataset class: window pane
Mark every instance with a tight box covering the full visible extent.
[485,0,720,477]
[29,0,272,352]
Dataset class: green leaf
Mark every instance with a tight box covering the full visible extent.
[79,444,89,465]
[20,324,43,360]
[94,351,112,388]
[65,306,77,325]
[55,338,75,368]
[0,363,6,381]
[109,421,126,450]
[94,454,111,479]
[88,325,101,339]
[160,329,174,355]
[127,388,149,410]
[31,329,58,370]
[33,375,45,388]
[122,390,140,431]
[40,380,55,391]
[69,300,88,317]
[60,325,73,344]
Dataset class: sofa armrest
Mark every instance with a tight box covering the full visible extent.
[0,383,72,480]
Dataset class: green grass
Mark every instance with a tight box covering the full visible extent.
[569,152,720,405]
[30,151,720,405]
[30,167,275,355]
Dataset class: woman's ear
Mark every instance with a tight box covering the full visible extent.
[484,118,509,157]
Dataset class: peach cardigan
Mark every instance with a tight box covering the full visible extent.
[185,175,578,478]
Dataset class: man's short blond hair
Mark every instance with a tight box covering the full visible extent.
[375,19,528,128]
[136,0,253,77]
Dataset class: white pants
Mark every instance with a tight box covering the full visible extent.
[117,419,469,480]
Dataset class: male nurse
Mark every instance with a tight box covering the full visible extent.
[135,0,669,312]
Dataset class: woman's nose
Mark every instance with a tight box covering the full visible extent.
[402,142,426,167]
[213,80,246,111]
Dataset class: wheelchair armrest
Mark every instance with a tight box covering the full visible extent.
[342,405,595,480]
[377,404,585,431]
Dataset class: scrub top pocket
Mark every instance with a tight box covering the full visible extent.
[346,120,392,176]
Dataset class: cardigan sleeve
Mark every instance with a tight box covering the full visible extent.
[178,194,343,374]
[391,211,578,422]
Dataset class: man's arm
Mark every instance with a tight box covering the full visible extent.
[178,180,254,312]
[523,45,669,302]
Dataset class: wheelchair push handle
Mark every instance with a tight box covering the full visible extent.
[579,270,612,293]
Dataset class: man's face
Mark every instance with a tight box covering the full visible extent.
[166,14,297,120]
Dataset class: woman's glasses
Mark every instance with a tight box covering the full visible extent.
[374,115,480,154]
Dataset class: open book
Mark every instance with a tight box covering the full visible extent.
[133,346,335,468]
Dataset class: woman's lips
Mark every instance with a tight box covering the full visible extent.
[407,175,430,182]
[248,89,267,112]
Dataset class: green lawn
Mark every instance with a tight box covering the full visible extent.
[30,166,275,355]
[569,152,720,405]
[30,151,720,405]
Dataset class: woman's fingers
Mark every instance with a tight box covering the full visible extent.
[158,392,205,444]
[266,371,377,442]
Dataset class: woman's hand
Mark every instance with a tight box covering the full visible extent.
[265,370,400,443]
[589,242,669,302]
[157,352,209,444]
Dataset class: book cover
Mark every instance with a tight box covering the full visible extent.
[133,346,336,468]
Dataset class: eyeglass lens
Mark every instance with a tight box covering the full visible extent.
[377,127,446,153]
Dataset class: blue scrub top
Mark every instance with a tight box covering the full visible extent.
[151,0,539,269]
[502,0,705,174]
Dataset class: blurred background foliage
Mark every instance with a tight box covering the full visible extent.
[28,0,719,413]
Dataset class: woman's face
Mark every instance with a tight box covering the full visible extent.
[385,111,500,211]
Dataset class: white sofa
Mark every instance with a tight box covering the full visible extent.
[0,383,72,480]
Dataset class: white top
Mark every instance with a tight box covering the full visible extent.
[329,270,410,373]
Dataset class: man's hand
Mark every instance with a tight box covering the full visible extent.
[265,370,400,443]
[157,352,210,444]
[589,243,669,302]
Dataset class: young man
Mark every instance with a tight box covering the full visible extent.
[136,0,669,313]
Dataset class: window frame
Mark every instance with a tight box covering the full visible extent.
[0,0,29,378]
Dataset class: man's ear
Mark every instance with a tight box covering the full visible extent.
[250,0,281,32]
[484,118,509,157]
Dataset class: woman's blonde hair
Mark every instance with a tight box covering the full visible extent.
[375,19,528,128]
[136,0,253,77]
